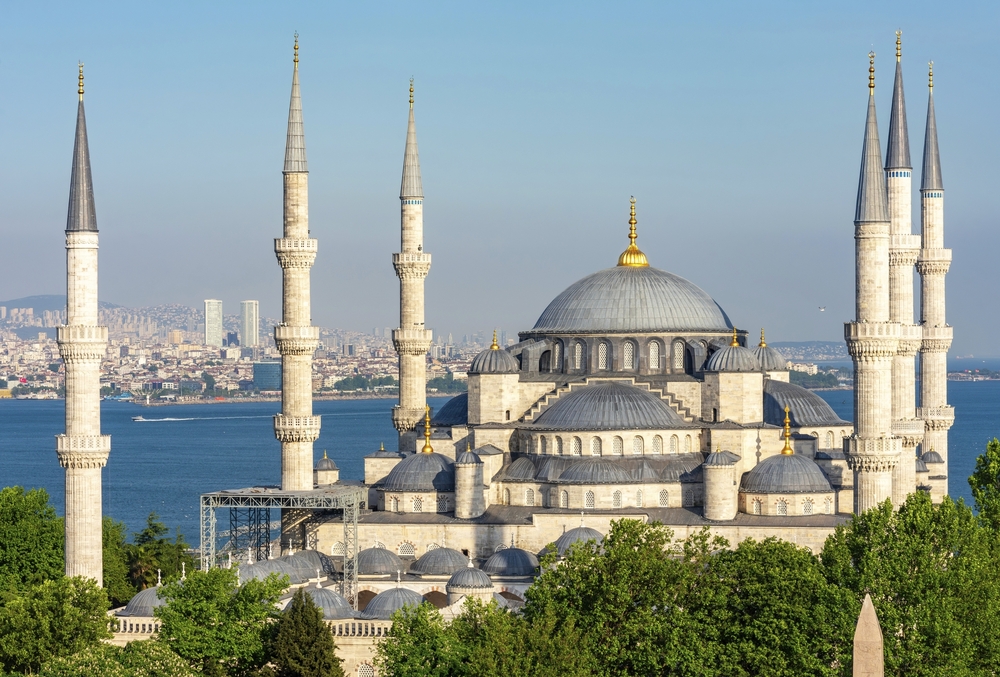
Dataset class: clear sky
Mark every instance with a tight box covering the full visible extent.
[1,1,997,354]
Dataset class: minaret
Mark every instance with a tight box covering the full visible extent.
[917,61,952,502]
[57,63,110,584]
[391,80,433,450]
[845,53,900,514]
[273,35,321,505]
[885,31,923,507]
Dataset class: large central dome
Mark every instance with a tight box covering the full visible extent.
[532,266,732,333]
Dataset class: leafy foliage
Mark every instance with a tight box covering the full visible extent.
[40,641,199,677]
[332,375,396,392]
[969,437,1000,530]
[0,486,65,590]
[103,517,136,608]
[269,588,344,677]
[129,513,196,591]
[374,602,462,677]
[425,373,466,393]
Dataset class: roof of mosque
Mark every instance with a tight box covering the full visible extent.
[469,346,520,375]
[763,380,850,427]
[357,547,406,576]
[856,55,891,223]
[530,381,686,431]
[455,449,482,465]
[315,454,337,471]
[119,586,166,617]
[500,456,538,481]
[431,393,468,426]
[361,587,425,620]
[558,457,634,484]
[410,547,469,575]
[704,450,741,467]
[447,566,494,590]
[482,548,540,577]
[922,450,945,464]
[381,452,455,492]
[752,344,787,371]
[915,458,929,473]
[705,344,761,372]
[740,454,833,494]
[553,526,605,557]
[302,586,354,619]
[531,265,732,334]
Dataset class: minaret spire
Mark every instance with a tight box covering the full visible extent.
[284,33,307,173]
[58,62,111,584]
[400,78,423,200]
[886,32,911,171]
[921,62,943,191]
[855,53,889,226]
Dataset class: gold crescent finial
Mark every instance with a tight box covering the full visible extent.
[409,78,414,109]
[781,404,794,455]
[928,60,934,89]
[78,62,84,101]
[869,51,876,94]
[617,196,649,267]
[896,30,901,62]
[293,32,299,65]
[421,405,433,453]
[759,328,766,348]
[491,329,499,350]
[322,449,328,459]
[379,442,385,451]
[730,327,739,347]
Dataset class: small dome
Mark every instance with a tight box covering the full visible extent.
[469,335,520,375]
[302,587,354,619]
[740,454,832,494]
[411,547,469,575]
[704,450,740,467]
[360,587,425,620]
[916,458,929,473]
[705,343,761,372]
[482,548,539,577]
[532,381,685,430]
[501,456,537,481]
[381,452,455,492]
[763,380,849,427]
[357,547,405,576]
[316,453,337,471]
[432,393,469,426]
[753,345,787,371]
[455,449,482,465]
[558,457,633,484]
[119,586,166,617]
[446,566,493,590]
[922,450,944,464]
[553,526,604,557]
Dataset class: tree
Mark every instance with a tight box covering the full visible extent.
[270,588,344,677]
[156,566,286,677]
[40,641,198,677]
[969,438,1000,530]
[202,372,216,392]
[374,602,462,677]
[129,513,196,590]
[0,486,64,590]
[0,576,111,674]
[103,517,137,607]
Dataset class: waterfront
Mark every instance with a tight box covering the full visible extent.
[1,382,997,541]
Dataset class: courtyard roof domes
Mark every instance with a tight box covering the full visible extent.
[482,547,540,577]
[553,525,604,557]
[446,565,493,590]
[357,546,405,576]
[531,381,685,430]
[302,586,354,619]
[410,547,469,575]
[740,454,833,494]
[360,587,425,620]
[119,585,166,617]
[381,452,455,492]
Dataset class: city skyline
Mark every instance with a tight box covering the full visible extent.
[1,3,997,354]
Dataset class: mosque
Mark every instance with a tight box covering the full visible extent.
[57,32,950,676]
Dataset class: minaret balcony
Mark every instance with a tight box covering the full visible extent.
[273,415,322,443]
[274,325,319,355]
[57,325,108,343]
[393,252,432,265]
[916,406,955,426]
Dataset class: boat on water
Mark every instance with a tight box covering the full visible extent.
[132,416,146,422]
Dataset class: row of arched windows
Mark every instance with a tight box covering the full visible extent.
[530,433,695,456]
[550,338,689,374]
[386,496,450,513]
[503,487,670,509]
[750,497,833,515]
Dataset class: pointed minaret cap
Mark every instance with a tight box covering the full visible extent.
[400,78,424,199]
[921,61,943,191]
[853,593,884,674]
[855,52,890,224]
[67,62,98,233]
[617,197,649,267]
[886,31,911,170]
[283,33,308,173]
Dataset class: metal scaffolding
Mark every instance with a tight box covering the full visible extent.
[199,484,366,607]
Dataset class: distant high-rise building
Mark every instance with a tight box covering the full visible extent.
[253,361,282,391]
[240,300,259,348]
[167,330,184,345]
[204,300,223,347]
[225,331,239,347]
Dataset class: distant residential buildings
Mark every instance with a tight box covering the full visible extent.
[204,300,223,347]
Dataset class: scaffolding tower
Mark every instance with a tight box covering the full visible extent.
[199,484,366,607]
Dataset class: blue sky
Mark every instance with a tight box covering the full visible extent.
[1,1,997,354]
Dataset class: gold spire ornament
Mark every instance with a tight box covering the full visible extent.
[78,62,84,101]
[490,329,499,350]
[421,405,433,454]
[869,51,876,95]
[730,327,739,347]
[759,328,767,348]
[781,405,794,455]
[293,33,299,65]
[928,60,934,89]
[896,30,901,62]
[409,78,414,109]
[617,196,649,267]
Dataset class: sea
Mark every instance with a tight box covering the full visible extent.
[1,385,999,543]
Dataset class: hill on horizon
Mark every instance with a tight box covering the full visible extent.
[0,295,121,312]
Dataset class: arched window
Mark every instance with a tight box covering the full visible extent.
[613,490,622,508]
[412,497,423,512]
[503,488,511,505]
[390,497,399,512]
[658,489,669,507]
[824,497,833,514]
[437,496,448,512]
[574,342,583,370]
[571,437,582,455]
[426,542,440,551]
[560,490,569,508]
[670,435,679,454]
[598,342,609,370]
[636,490,643,507]
[525,489,535,506]
[776,500,787,516]
[649,341,660,371]
[632,436,643,455]
[398,542,415,557]
[553,342,562,371]
[810,431,819,441]
[540,437,548,454]
[612,436,623,455]
[555,437,564,455]
[331,541,345,556]
[803,498,814,515]
[684,435,692,453]
[752,499,762,515]
[585,491,595,509]
[672,341,685,371]
[591,437,602,456]
[539,351,551,372]
[549,488,559,508]
[358,663,376,677]
[653,436,663,454]
[826,431,835,448]
[623,341,635,370]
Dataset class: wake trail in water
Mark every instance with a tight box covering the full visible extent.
[134,415,272,422]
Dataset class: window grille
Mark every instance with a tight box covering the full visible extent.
[653,436,663,454]
[649,341,660,370]
[612,436,623,455]
[591,437,602,455]
[398,543,415,557]
[574,342,583,369]
[658,489,669,507]
[525,489,535,506]
[556,437,564,455]
[623,342,634,369]
[598,342,609,370]
[684,435,692,453]
[633,436,643,455]
[636,490,643,507]
[571,437,582,455]
[673,342,685,370]
[613,491,622,508]
[560,491,569,508]
[803,498,813,515]
[331,542,345,556]
[752,499,762,515]
[670,435,678,454]
[585,491,595,509]
[412,497,423,512]
[503,489,511,505]
[776,500,787,516]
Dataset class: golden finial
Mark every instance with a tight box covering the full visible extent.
[896,30,901,62]
[409,78,414,109]
[322,449,328,459]
[928,61,934,89]
[781,405,794,455]
[78,62,84,101]
[293,33,299,65]
[490,329,499,350]
[421,405,433,454]
[616,196,649,267]
[869,51,876,95]
[759,328,766,348]
[379,442,385,451]
[730,327,739,347]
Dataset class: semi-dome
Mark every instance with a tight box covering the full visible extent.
[302,586,354,619]
[531,381,685,430]
[119,586,166,617]
[482,548,540,577]
[740,454,833,494]
[531,266,732,334]
[360,587,425,620]
[501,456,537,481]
[558,457,633,484]
[763,380,850,427]
[411,547,469,575]
[469,334,520,374]
[752,332,787,371]
[553,526,604,557]
[705,341,760,373]
[357,546,405,576]
[381,452,455,492]
[431,392,468,426]
[446,565,494,590]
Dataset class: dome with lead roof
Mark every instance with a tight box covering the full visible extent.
[411,547,469,575]
[302,587,354,619]
[531,381,685,431]
[740,454,833,494]
[446,566,494,590]
[482,548,540,577]
[357,547,406,576]
[552,526,604,557]
[360,587,425,620]
[381,452,455,492]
